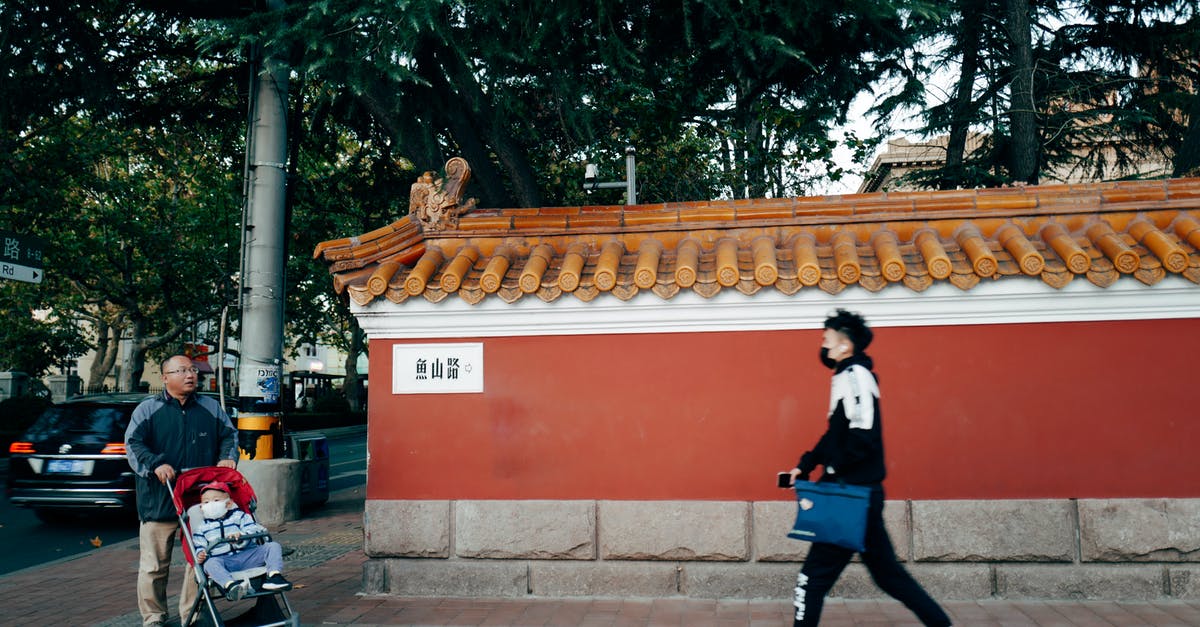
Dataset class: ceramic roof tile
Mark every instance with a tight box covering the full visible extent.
[568,213,622,229]
[314,158,1200,305]
[512,215,569,230]
[736,205,793,220]
[625,209,679,227]
[537,206,582,216]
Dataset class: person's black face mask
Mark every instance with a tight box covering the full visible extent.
[819,347,837,369]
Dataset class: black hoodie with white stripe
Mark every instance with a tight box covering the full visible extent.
[796,353,887,486]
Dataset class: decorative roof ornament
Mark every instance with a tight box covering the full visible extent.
[409,157,477,231]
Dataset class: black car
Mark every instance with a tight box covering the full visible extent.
[5,392,237,522]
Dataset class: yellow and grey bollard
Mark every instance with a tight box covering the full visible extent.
[237,413,281,460]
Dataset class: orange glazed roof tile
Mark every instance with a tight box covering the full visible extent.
[314,160,1200,307]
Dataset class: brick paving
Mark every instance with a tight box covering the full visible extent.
[2,486,1199,626]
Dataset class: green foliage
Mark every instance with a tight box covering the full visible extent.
[887,0,1199,189]
[1,1,244,384]
[0,283,87,376]
[205,0,937,202]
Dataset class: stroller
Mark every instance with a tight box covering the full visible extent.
[169,466,299,627]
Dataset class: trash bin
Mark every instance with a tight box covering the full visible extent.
[238,413,281,460]
[287,433,330,507]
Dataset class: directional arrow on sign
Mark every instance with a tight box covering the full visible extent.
[1,262,42,284]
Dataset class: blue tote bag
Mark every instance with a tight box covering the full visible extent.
[788,481,871,552]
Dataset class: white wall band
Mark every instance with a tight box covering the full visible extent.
[352,276,1200,340]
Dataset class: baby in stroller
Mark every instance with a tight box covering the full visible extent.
[193,481,293,600]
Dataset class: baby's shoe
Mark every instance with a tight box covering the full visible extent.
[224,579,250,600]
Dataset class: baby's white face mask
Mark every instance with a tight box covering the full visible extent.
[201,499,229,519]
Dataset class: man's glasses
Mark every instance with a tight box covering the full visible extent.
[164,367,200,376]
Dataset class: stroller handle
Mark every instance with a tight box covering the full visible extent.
[202,531,272,552]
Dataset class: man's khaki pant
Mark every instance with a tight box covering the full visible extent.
[137,520,198,626]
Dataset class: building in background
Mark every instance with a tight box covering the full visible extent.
[858,133,1174,193]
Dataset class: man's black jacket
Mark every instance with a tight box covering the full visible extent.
[125,391,238,522]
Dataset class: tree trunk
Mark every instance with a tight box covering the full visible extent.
[87,316,121,391]
[745,113,767,198]
[342,318,365,412]
[434,40,542,208]
[1005,0,1039,184]
[118,313,204,392]
[430,89,515,206]
[1174,94,1200,177]
[943,1,984,190]
[405,36,517,208]
[121,318,149,392]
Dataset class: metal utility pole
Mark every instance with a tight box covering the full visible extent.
[236,2,289,457]
[583,145,637,205]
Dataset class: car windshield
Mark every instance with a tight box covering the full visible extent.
[24,405,130,441]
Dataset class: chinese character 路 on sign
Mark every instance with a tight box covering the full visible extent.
[393,343,483,394]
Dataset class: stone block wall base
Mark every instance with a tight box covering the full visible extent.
[367,559,1190,601]
[531,562,678,597]
[387,560,529,597]
[362,497,1200,601]
[682,563,797,599]
[365,500,450,558]
[1170,567,1200,598]
[996,565,1167,600]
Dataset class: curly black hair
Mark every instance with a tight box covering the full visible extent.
[823,308,873,353]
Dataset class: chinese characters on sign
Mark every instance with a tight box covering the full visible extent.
[392,343,484,394]
[414,357,462,380]
[0,230,45,285]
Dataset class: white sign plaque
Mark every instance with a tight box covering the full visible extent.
[392,343,484,394]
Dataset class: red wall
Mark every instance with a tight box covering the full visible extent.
[366,319,1200,501]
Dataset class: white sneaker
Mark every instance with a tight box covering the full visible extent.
[224,579,251,600]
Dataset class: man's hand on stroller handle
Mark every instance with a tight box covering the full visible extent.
[154,464,176,484]
[156,460,235,484]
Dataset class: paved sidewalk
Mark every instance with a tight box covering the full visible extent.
[2,486,1199,626]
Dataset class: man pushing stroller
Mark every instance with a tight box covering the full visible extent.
[193,481,293,600]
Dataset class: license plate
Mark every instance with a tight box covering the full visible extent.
[46,459,87,474]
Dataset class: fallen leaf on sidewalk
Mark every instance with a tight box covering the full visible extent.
[90,535,103,548]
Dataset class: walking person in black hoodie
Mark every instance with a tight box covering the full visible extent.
[786,310,951,626]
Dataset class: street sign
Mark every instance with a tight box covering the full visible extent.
[0,230,45,285]
[1,262,42,284]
